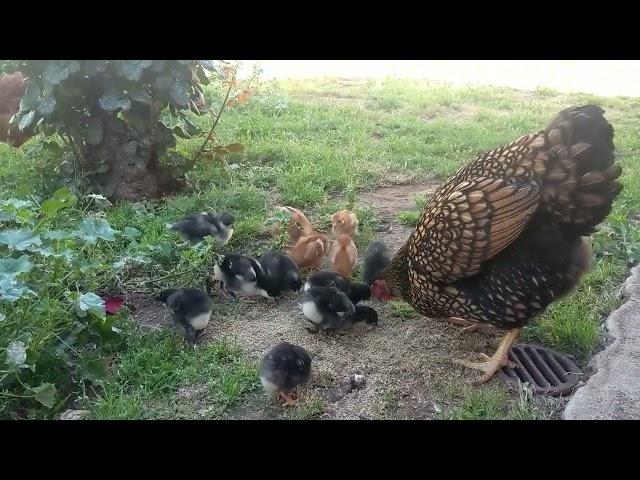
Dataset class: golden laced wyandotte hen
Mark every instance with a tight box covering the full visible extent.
[370,105,623,384]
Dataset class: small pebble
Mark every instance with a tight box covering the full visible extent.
[350,374,366,390]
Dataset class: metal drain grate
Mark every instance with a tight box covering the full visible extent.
[500,344,582,396]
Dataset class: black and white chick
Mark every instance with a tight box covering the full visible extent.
[259,342,312,407]
[258,251,302,298]
[304,270,371,304]
[156,288,212,345]
[213,253,271,299]
[170,211,235,245]
[363,241,391,286]
[301,286,356,333]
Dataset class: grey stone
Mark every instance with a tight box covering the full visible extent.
[563,265,640,420]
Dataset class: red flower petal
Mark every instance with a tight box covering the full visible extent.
[103,296,125,315]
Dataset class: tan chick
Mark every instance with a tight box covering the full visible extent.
[329,234,358,278]
[331,210,359,238]
[272,206,316,245]
[287,233,329,270]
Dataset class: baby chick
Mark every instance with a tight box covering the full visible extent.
[213,253,271,299]
[287,233,329,270]
[260,342,312,407]
[331,210,359,238]
[156,288,212,345]
[170,211,235,245]
[304,270,371,304]
[301,286,355,332]
[363,241,391,286]
[329,234,357,277]
[258,251,302,297]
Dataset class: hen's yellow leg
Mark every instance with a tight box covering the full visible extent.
[454,328,520,384]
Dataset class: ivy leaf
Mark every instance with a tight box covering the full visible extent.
[18,110,35,131]
[129,87,152,104]
[197,60,216,72]
[0,255,33,277]
[83,60,109,76]
[76,218,116,244]
[0,229,42,250]
[5,340,28,368]
[36,95,56,116]
[76,292,106,319]
[19,84,41,111]
[123,227,141,240]
[43,61,79,84]
[114,60,153,81]
[99,88,131,112]
[86,116,104,146]
[169,78,190,107]
[30,383,57,409]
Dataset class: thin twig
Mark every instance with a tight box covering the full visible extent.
[192,63,239,164]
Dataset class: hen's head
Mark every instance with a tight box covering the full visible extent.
[371,278,396,301]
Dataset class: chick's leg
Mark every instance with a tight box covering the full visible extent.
[279,391,298,407]
[453,328,520,384]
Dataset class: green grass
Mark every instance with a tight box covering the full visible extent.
[90,323,258,419]
[2,76,639,419]
[442,382,555,420]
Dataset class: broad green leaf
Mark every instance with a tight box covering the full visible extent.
[0,229,42,250]
[18,110,35,131]
[0,274,34,302]
[99,89,131,112]
[151,60,167,72]
[30,382,57,409]
[43,60,80,84]
[86,116,104,145]
[0,199,34,211]
[41,187,77,216]
[0,313,5,322]
[131,203,148,216]
[177,60,193,65]
[159,110,182,130]
[42,230,74,240]
[114,60,152,81]
[5,340,27,367]
[0,255,33,277]
[76,218,116,244]
[75,292,105,319]
[169,78,190,106]
[129,87,152,104]
[83,60,109,76]
[123,227,141,239]
[182,117,201,136]
[30,247,74,261]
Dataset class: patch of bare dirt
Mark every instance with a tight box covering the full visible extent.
[130,181,534,420]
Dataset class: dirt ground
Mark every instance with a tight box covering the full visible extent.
[128,180,563,419]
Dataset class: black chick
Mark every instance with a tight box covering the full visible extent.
[301,286,356,333]
[347,305,379,328]
[258,251,302,298]
[259,342,312,407]
[304,270,371,304]
[213,253,271,298]
[363,241,391,286]
[170,211,235,245]
[156,288,212,345]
